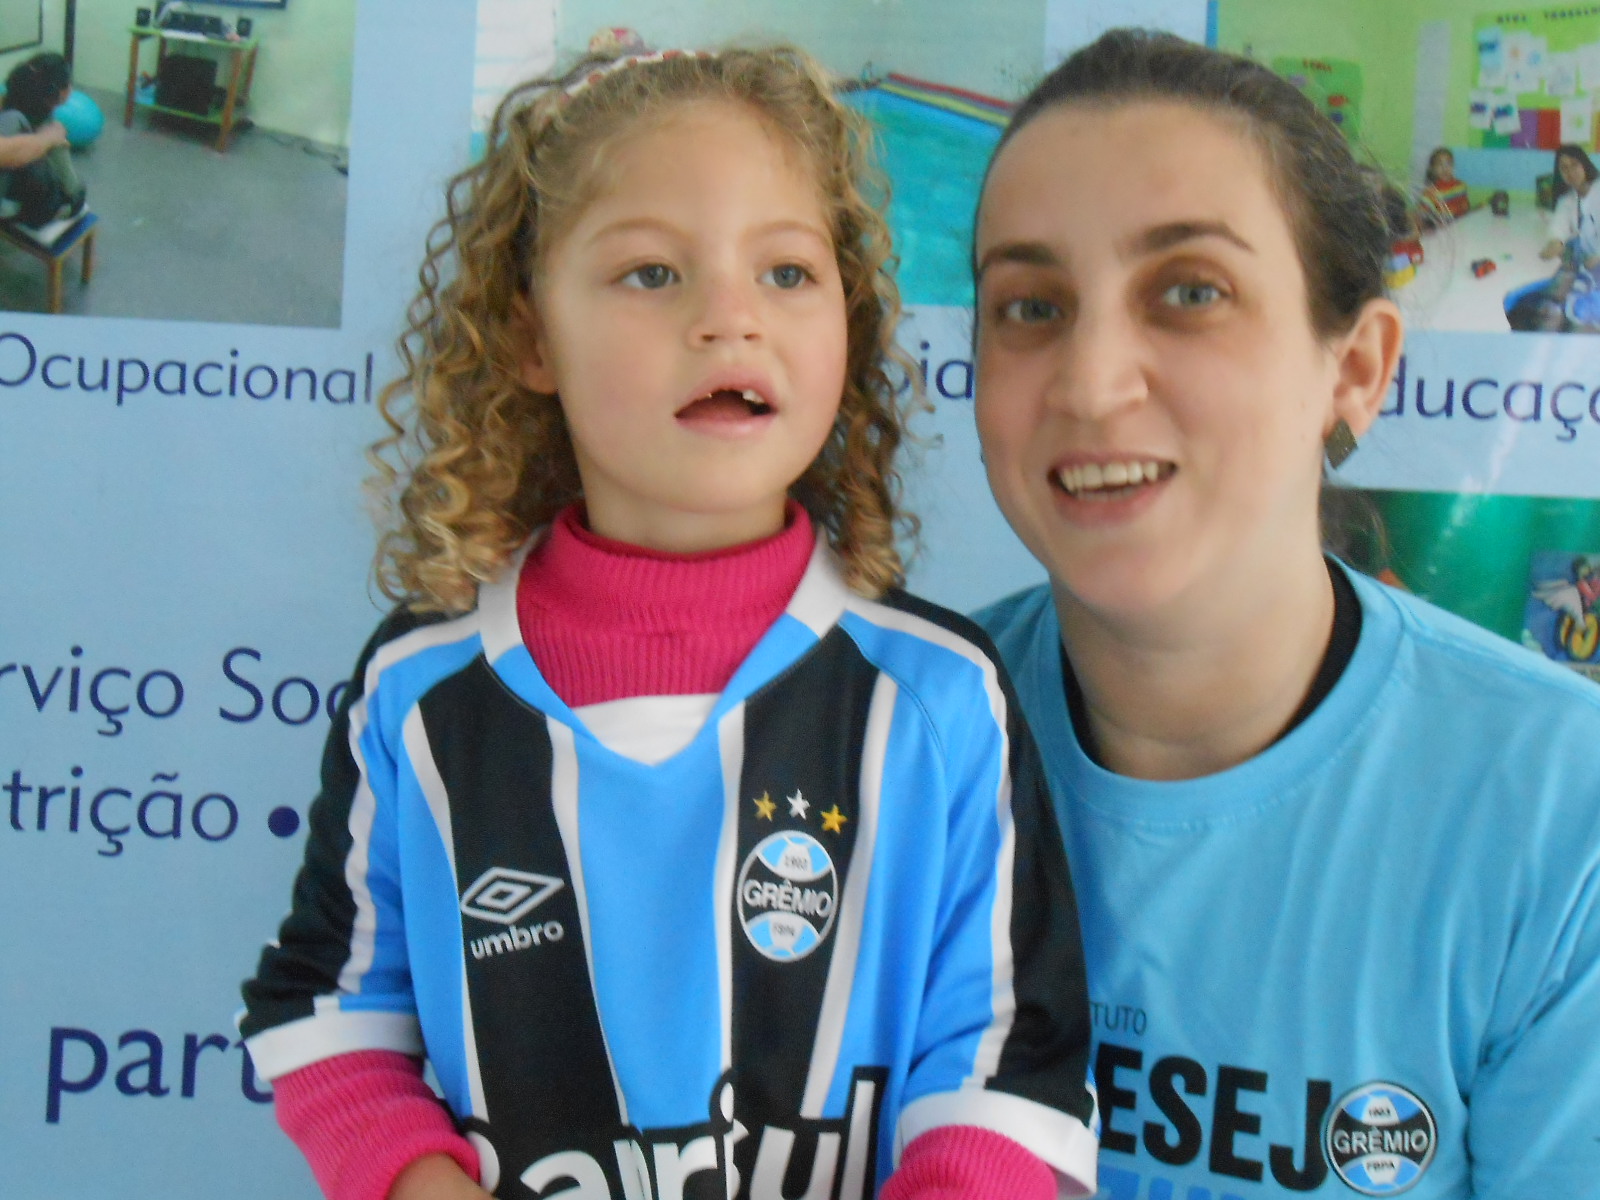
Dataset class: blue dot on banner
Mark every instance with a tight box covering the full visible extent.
[268,807,301,838]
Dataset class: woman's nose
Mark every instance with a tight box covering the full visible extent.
[1045,301,1149,419]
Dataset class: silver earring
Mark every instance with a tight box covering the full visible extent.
[1324,419,1358,469]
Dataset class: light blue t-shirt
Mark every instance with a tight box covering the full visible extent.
[978,567,1600,1199]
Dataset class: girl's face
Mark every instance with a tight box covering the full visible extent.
[974,102,1382,622]
[1428,151,1453,182]
[521,100,848,552]
[1560,153,1589,191]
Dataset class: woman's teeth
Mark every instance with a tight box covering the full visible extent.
[1055,460,1169,495]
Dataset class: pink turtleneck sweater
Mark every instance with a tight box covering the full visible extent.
[269,505,1055,1200]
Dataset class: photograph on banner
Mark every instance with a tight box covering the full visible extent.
[1525,549,1600,680]
[1219,1,1600,336]
[0,1,353,326]
[471,0,1057,309]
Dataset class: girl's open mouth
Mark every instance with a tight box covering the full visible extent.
[677,388,774,421]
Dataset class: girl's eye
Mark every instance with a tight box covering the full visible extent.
[623,263,677,289]
[1160,281,1223,309]
[764,263,811,289]
[998,297,1061,323]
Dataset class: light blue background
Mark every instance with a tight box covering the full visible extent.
[2,1,1595,1197]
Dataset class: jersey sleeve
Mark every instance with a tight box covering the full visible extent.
[238,610,436,1080]
[1467,862,1600,1196]
[895,629,1098,1197]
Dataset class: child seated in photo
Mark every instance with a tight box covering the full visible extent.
[0,52,87,229]
[1420,146,1468,227]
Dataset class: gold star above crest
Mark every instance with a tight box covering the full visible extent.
[820,804,848,834]
[753,791,776,820]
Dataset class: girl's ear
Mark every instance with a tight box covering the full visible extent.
[1328,296,1404,441]
[512,293,559,395]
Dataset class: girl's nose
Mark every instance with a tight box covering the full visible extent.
[688,275,762,345]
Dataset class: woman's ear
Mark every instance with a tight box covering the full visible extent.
[512,292,559,395]
[1329,296,1404,440]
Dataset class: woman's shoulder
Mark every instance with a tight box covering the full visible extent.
[1353,568,1600,722]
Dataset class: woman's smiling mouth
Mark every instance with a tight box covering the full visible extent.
[1053,459,1176,499]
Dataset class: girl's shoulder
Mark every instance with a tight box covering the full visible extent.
[837,585,1024,718]
[342,602,485,711]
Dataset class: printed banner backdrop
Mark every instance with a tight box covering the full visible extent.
[2,1,1597,1198]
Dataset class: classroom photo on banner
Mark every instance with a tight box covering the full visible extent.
[471,0,1051,311]
[0,0,353,325]
[1220,0,1600,336]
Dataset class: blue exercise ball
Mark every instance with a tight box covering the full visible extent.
[53,89,104,148]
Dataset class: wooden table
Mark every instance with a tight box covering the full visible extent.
[123,26,259,153]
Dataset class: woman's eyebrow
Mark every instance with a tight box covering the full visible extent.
[975,220,1254,281]
[1129,220,1255,256]
[974,241,1058,282]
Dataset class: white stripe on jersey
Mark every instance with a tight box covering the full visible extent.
[337,612,482,1000]
[714,704,746,1075]
[246,1009,425,1080]
[577,694,717,764]
[548,717,630,1124]
[786,534,853,638]
[800,672,892,1118]
[478,538,536,665]
[844,598,1018,1090]
[403,708,492,1123]
[404,707,459,871]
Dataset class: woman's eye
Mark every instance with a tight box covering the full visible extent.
[623,263,677,289]
[1160,281,1223,308]
[764,263,811,289]
[998,297,1061,323]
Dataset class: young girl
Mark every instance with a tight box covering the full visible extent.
[240,47,1097,1200]
[973,30,1600,1198]
[1418,145,1467,227]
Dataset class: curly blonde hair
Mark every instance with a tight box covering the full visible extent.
[371,46,918,613]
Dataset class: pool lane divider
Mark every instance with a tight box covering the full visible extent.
[878,73,1011,128]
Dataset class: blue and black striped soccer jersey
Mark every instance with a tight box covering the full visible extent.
[242,539,1099,1199]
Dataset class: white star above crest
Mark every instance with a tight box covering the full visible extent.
[787,790,809,818]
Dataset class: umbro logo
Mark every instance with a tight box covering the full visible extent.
[459,866,565,926]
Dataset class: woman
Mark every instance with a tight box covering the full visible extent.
[1540,143,1600,265]
[972,30,1600,1199]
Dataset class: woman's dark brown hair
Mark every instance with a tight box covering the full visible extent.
[985,28,1391,340]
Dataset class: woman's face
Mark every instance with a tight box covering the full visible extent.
[1560,153,1588,191]
[973,101,1357,621]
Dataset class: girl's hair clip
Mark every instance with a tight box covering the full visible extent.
[558,49,708,106]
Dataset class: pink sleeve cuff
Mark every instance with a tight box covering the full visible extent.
[880,1125,1057,1200]
[273,1050,479,1200]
